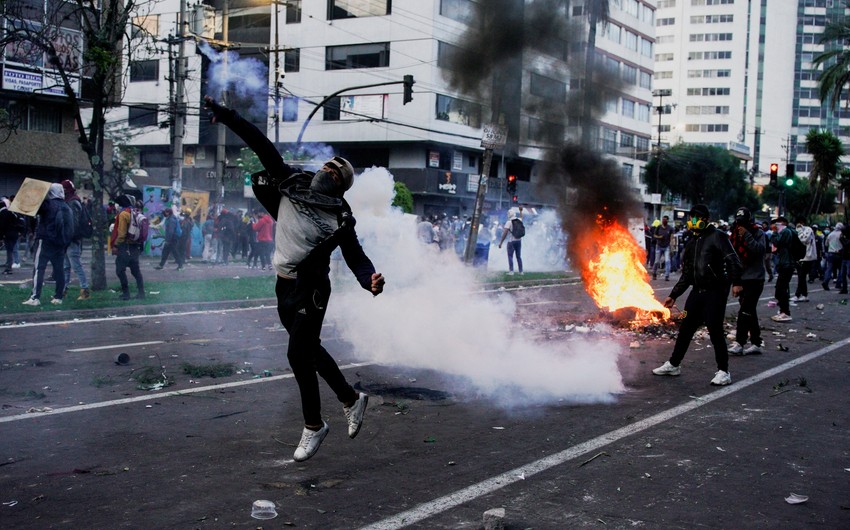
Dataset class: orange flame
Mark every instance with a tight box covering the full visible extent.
[575,214,670,324]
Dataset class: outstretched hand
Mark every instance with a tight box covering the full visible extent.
[203,95,226,123]
[663,296,675,308]
[370,272,385,295]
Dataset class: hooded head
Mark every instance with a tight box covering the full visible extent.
[687,204,710,232]
[734,206,751,225]
[836,222,845,231]
[47,183,65,201]
[61,179,76,199]
[115,194,134,208]
[310,156,354,197]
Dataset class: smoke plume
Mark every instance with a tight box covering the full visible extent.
[199,40,268,118]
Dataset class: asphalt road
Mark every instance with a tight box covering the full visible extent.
[0,274,848,529]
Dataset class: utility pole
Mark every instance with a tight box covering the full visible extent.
[169,0,188,210]
[652,89,672,220]
[215,0,229,205]
[272,0,281,145]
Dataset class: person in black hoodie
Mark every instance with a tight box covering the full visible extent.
[652,204,743,386]
[204,96,385,462]
[727,207,767,355]
[23,183,73,306]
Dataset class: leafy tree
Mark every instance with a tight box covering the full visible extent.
[813,2,850,109]
[761,179,836,222]
[644,144,760,220]
[805,128,844,216]
[392,181,414,213]
[1,0,146,290]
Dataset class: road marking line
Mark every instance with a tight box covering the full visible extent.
[0,362,373,424]
[0,306,269,329]
[67,341,164,352]
[359,337,850,530]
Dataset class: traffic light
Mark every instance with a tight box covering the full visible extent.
[512,195,518,203]
[769,163,778,187]
[403,74,414,105]
[506,174,517,195]
[785,163,795,187]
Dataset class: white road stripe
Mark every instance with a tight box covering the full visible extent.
[67,341,164,352]
[358,337,850,530]
[0,362,373,424]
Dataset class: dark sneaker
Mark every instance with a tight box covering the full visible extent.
[343,392,369,439]
[293,421,329,462]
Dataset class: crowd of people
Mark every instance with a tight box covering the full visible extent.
[650,204,850,388]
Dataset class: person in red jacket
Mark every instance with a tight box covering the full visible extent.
[252,209,274,270]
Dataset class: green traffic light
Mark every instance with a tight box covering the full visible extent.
[784,177,794,187]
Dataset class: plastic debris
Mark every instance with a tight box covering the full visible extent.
[716,447,726,452]
[806,333,817,339]
[2,501,19,507]
[492,426,505,430]
[26,407,52,414]
[251,499,278,520]
[629,341,641,349]
[816,304,824,310]
[785,493,808,504]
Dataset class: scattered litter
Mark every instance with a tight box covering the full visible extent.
[263,370,272,377]
[516,472,525,480]
[788,329,798,333]
[2,500,18,507]
[716,447,726,452]
[149,291,160,295]
[688,395,705,401]
[424,436,436,443]
[776,343,789,352]
[492,426,505,430]
[447,461,456,466]
[816,304,824,310]
[574,325,591,333]
[643,473,651,478]
[645,443,652,448]
[772,331,786,337]
[232,276,241,280]
[408,378,417,383]
[785,493,808,504]
[564,324,575,332]
[579,451,610,467]
[767,300,777,307]
[114,353,130,365]
[629,341,641,349]
[251,499,278,520]
[26,407,52,414]
[806,333,817,339]
[145,405,152,408]
[841,299,848,305]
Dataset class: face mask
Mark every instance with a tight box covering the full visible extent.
[310,170,339,196]
[686,216,706,231]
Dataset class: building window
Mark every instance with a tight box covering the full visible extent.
[437,41,463,69]
[636,136,650,160]
[128,105,158,127]
[621,132,635,148]
[435,94,481,127]
[656,53,674,62]
[622,163,634,180]
[282,96,298,122]
[326,42,390,70]
[638,104,651,122]
[329,0,391,20]
[440,0,474,24]
[602,127,618,154]
[528,117,564,144]
[624,30,638,51]
[607,23,621,44]
[3,100,63,133]
[284,49,300,72]
[131,15,159,40]
[323,97,341,121]
[657,17,675,26]
[621,63,637,84]
[657,0,677,7]
[286,0,302,23]
[129,60,159,82]
[639,70,652,88]
[640,37,653,57]
[530,72,566,101]
[621,99,636,118]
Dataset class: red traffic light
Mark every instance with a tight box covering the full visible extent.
[769,163,778,173]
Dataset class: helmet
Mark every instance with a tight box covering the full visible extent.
[324,156,354,192]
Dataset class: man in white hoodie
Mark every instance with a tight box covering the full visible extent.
[822,223,844,291]
[792,217,817,303]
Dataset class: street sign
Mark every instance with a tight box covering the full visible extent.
[481,124,507,149]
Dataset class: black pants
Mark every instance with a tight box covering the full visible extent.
[775,266,793,315]
[275,275,356,426]
[159,239,184,267]
[794,261,813,297]
[115,243,144,296]
[31,240,66,300]
[670,287,730,372]
[3,235,17,271]
[735,279,764,347]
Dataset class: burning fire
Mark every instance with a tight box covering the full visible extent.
[575,213,670,324]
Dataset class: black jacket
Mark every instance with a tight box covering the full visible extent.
[215,108,376,290]
[670,224,743,300]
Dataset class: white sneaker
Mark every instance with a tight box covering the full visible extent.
[710,370,732,386]
[652,361,681,376]
[743,343,763,355]
[293,421,329,462]
[50,298,63,305]
[11,262,21,269]
[728,342,744,355]
[771,313,792,322]
[796,295,809,302]
[22,297,40,306]
[790,295,800,302]
[343,392,369,439]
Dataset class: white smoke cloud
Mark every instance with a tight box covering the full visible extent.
[327,167,625,406]
[199,41,268,117]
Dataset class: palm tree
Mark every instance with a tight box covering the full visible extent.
[805,129,844,216]
[813,2,850,109]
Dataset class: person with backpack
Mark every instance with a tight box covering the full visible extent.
[769,216,796,322]
[727,207,767,355]
[498,207,525,275]
[792,217,817,303]
[205,95,384,462]
[60,180,91,300]
[109,194,145,300]
[155,207,184,271]
[23,183,74,306]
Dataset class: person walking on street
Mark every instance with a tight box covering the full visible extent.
[498,207,525,275]
[838,224,850,294]
[769,216,796,322]
[110,195,145,300]
[205,95,385,462]
[727,207,767,355]
[23,183,73,306]
[762,221,774,282]
[0,197,21,275]
[792,217,816,303]
[822,222,843,290]
[252,210,274,270]
[652,204,743,386]
[155,208,184,271]
[60,180,91,300]
[652,215,674,281]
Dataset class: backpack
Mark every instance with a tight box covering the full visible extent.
[127,210,149,243]
[510,218,526,239]
[789,228,806,261]
[75,200,93,239]
[173,215,183,239]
